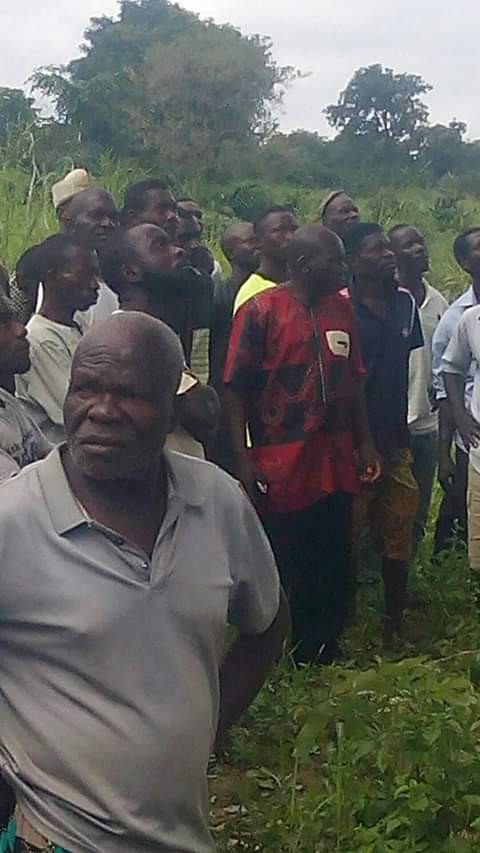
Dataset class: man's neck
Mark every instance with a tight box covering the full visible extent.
[355,276,388,318]
[39,296,76,326]
[472,276,480,303]
[400,271,425,307]
[63,449,169,554]
[258,257,288,284]
[230,265,251,289]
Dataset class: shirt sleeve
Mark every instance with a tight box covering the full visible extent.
[442,312,473,377]
[23,338,72,426]
[223,299,266,393]
[432,308,456,400]
[224,478,280,635]
[409,303,424,352]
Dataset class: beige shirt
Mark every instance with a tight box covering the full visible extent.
[16,314,82,442]
[408,282,448,435]
[0,447,279,853]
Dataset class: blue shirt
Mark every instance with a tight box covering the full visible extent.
[353,288,423,455]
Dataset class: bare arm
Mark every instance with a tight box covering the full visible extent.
[352,381,381,483]
[444,372,480,450]
[223,385,259,501]
[437,398,457,492]
[215,590,289,749]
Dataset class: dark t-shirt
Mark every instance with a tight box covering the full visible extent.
[353,287,424,455]
[209,277,243,390]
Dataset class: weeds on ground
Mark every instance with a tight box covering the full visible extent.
[211,528,480,852]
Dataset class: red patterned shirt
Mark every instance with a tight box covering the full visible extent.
[224,285,365,514]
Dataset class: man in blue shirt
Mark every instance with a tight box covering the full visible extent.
[345,222,423,644]
[432,227,480,552]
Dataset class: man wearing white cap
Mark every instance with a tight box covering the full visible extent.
[51,169,120,325]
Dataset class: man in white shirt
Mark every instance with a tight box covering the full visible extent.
[16,235,100,442]
[390,225,448,547]
[442,304,480,569]
[431,227,480,551]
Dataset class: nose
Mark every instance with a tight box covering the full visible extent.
[100,214,116,229]
[89,393,122,423]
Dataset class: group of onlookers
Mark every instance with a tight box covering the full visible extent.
[0,167,480,851]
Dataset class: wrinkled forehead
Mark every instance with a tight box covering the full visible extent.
[328,193,356,215]
[360,231,389,254]
[72,341,172,399]
[71,189,117,218]
[393,226,424,248]
[263,211,298,233]
[143,188,176,209]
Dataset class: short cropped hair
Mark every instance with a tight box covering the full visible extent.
[35,234,87,282]
[453,227,480,267]
[253,205,295,235]
[99,228,139,294]
[343,222,383,258]
[123,179,170,214]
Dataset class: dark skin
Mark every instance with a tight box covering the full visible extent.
[322,193,360,239]
[390,226,429,307]
[256,211,299,283]
[225,225,380,502]
[125,188,179,238]
[439,231,480,491]
[63,314,183,554]
[40,246,100,326]
[63,311,286,744]
[221,222,260,287]
[0,309,31,393]
[107,224,220,443]
[63,188,119,251]
[348,229,411,644]
[176,216,215,276]
[349,230,398,319]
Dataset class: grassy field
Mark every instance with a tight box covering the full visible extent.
[3,151,480,851]
[212,523,480,852]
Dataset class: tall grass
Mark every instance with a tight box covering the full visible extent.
[1,139,479,299]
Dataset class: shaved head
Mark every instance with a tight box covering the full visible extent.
[288,225,346,297]
[289,224,344,264]
[65,312,184,480]
[221,221,260,273]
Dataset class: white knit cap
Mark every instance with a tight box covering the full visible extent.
[51,168,92,210]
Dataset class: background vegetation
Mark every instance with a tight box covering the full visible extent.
[2,1,480,849]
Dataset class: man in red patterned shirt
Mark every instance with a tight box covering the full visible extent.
[224,225,380,663]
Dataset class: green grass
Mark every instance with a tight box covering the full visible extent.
[2,148,480,851]
[211,512,480,852]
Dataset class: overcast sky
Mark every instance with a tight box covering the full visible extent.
[1,0,479,139]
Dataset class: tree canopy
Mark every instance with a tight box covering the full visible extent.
[32,0,296,178]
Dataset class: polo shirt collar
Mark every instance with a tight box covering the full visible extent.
[38,445,205,536]
[457,285,476,308]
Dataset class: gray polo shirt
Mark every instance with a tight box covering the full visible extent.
[0,448,279,853]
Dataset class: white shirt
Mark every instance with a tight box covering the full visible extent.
[36,281,118,329]
[408,282,448,434]
[16,315,82,442]
[442,304,480,473]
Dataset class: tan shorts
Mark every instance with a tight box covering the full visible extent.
[353,448,419,562]
[468,463,480,570]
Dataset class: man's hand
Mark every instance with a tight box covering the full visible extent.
[438,445,456,493]
[358,441,382,484]
[457,411,480,450]
[233,453,268,506]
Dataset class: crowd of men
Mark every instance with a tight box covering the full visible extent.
[0,166,478,851]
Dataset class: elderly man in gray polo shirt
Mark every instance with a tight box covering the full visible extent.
[0,311,287,853]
